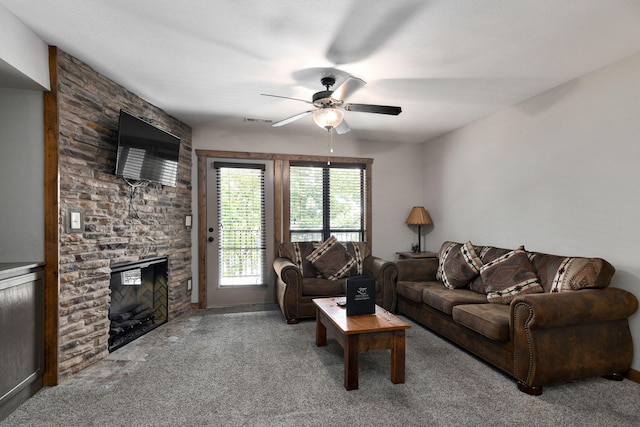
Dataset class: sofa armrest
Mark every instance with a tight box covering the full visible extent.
[273,257,303,322]
[363,256,397,311]
[511,287,638,388]
[511,287,638,329]
[396,258,439,282]
[273,257,301,285]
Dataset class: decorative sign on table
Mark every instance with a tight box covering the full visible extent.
[346,276,376,316]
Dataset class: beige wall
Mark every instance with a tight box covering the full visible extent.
[422,52,640,370]
[0,88,44,262]
[0,3,49,90]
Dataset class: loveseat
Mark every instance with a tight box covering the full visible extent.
[394,241,638,395]
[273,236,396,324]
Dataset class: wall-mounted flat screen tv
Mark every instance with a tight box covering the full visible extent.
[115,110,181,187]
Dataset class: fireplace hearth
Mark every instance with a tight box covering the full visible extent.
[109,257,168,352]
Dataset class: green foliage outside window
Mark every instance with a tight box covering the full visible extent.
[290,164,365,242]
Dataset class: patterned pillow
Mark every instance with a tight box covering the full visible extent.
[344,242,370,276]
[306,236,355,280]
[470,245,516,293]
[481,246,543,304]
[279,241,320,278]
[437,241,483,289]
[549,257,613,292]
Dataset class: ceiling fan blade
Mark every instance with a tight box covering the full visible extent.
[326,0,426,64]
[343,103,402,115]
[334,119,351,135]
[272,110,313,127]
[331,76,366,102]
[261,93,312,105]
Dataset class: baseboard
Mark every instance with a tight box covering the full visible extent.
[626,368,640,384]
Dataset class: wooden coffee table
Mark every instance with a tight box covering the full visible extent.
[313,297,411,390]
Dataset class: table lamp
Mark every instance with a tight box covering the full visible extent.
[405,206,432,253]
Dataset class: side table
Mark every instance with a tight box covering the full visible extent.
[396,251,437,260]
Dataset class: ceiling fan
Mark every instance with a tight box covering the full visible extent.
[261,76,402,134]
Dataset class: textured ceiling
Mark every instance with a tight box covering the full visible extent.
[2,0,640,143]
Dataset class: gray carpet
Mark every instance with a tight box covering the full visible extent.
[3,308,640,426]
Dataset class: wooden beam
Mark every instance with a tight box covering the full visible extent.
[197,153,207,309]
[43,45,60,386]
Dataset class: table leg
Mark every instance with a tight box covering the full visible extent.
[315,309,327,347]
[390,330,406,384]
[344,334,359,390]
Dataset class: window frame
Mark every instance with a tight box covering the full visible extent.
[288,161,367,242]
[282,156,372,247]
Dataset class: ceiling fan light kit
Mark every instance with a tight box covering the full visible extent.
[262,74,402,135]
[312,107,344,130]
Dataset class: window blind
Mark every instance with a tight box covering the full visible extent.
[214,162,266,286]
[289,163,365,242]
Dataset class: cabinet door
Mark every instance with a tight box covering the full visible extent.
[0,269,44,419]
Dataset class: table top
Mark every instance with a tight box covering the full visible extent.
[396,251,438,259]
[313,297,411,334]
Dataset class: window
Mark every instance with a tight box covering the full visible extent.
[215,162,266,286]
[289,162,366,242]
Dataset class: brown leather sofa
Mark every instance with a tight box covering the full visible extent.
[273,239,396,324]
[394,241,638,395]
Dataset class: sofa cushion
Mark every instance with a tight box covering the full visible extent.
[306,236,355,280]
[452,303,511,342]
[527,253,615,293]
[422,284,489,315]
[279,241,320,278]
[436,241,483,289]
[396,281,440,303]
[301,278,345,296]
[480,246,543,304]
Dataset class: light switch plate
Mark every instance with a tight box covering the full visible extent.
[185,214,192,227]
[67,208,83,232]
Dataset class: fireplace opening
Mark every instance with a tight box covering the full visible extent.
[108,256,168,352]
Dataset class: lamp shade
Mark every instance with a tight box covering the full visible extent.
[312,108,344,130]
[405,206,432,225]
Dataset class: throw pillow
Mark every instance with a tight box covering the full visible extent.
[306,236,355,280]
[481,246,543,304]
[549,257,610,292]
[279,241,320,278]
[470,246,518,293]
[345,241,369,276]
[438,241,483,289]
[436,241,456,281]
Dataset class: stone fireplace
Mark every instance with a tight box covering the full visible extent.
[54,49,193,381]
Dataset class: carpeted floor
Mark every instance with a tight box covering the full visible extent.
[3,307,640,426]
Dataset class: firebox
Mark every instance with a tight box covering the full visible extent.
[108,256,168,352]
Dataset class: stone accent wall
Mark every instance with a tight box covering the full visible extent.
[56,50,192,380]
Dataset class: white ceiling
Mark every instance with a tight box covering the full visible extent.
[2,0,640,144]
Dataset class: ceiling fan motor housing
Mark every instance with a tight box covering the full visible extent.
[313,76,339,108]
[312,90,337,107]
[320,76,335,89]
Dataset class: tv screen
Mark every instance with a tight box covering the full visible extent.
[115,110,181,187]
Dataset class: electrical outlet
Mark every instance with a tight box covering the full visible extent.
[187,278,192,291]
